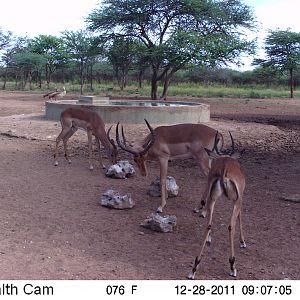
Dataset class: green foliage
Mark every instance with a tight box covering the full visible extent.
[10,51,47,89]
[253,29,300,98]
[11,52,46,68]
[87,0,257,99]
[28,35,68,86]
[254,30,300,71]
[0,28,13,50]
[61,30,105,94]
[107,38,139,89]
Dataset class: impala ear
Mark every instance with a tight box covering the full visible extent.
[205,148,219,159]
[230,152,241,159]
[231,148,245,159]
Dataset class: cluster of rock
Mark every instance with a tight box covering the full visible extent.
[102,170,179,232]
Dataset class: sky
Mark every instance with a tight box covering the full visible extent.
[240,0,300,69]
[0,0,100,36]
[0,0,299,70]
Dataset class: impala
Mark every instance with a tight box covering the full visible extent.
[54,107,118,170]
[188,132,246,279]
[116,119,223,213]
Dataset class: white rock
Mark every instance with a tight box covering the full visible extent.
[140,213,177,233]
[105,160,135,179]
[101,189,135,209]
[148,176,179,197]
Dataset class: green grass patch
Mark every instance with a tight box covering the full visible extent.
[1,80,299,99]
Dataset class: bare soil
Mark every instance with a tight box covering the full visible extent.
[0,91,299,280]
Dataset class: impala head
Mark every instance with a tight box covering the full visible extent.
[205,131,244,161]
[116,119,156,177]
[107,125,118,164]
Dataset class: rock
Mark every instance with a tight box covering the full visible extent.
[105,160,135,179]
[140,213,177,233]
[101,189,135,209]
[280,194,300,203]
[148,176,179,197]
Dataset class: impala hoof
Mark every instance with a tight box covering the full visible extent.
[206,236,212,246]
[193,208,200,213]
[200,210,207,218]
[89,165,94,171]
[240,241,247,248]
[187,271,195,280]
[156,207,163,213]
[54,161,58,166]
[229,269,237,277]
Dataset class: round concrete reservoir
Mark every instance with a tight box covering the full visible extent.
[45,97,210,124]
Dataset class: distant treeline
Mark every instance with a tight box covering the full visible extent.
[1,62,299,92]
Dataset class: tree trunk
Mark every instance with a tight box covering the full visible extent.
[80,59,84,95]
[89,64,94,91]
[28,70,33,90]
[151,78,158,100]
[2,67,8,90]
[38,72,42,89]
[151,67,158,100]
[289,68,294,98]
[46,64,50,89]
[138,69,144,89]
[160,70,176,100]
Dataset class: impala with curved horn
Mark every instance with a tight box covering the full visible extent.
[116,119,223,213]
[188,132,246,279]
[54,107,118,170]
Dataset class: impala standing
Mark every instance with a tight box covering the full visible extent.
[54,107,118,170]
[116,119,223,213]
[188,132,246,279]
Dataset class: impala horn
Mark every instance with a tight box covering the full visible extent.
[213,131,223,155]
[107,125,117,149]
[116,119,156,156]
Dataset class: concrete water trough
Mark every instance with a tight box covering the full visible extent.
[45,96,210,124]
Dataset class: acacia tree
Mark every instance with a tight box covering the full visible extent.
[107,38,138,90]
[254,30,300,98]
[1,29,14,89]
[87,0,256,99]
[11,52,46,89]
[28,35,67,88]
[1,35,29,89]
[0,28,13,50]
[62,30,101,94]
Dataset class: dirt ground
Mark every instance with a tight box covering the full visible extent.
[0,91,299,280]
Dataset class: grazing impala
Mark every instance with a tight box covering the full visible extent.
[116,119,223,213]
[54,107,118,170]
[188,132,246,279]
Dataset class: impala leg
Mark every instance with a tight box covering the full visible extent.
[157,158,169,213]
[197,149,210,177]
[193,150,211,216]
[188,197,216,279]
[87,130,94,170]
[54,127,71,166]
[238,207,246,248]
[228,200,242,277]
[188,180,223,279]
[194,185,209,217]
[95,137,106,169]
[62,127,77,164]
[194,177,215,218]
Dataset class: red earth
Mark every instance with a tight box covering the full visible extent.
[0,91,299,280]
